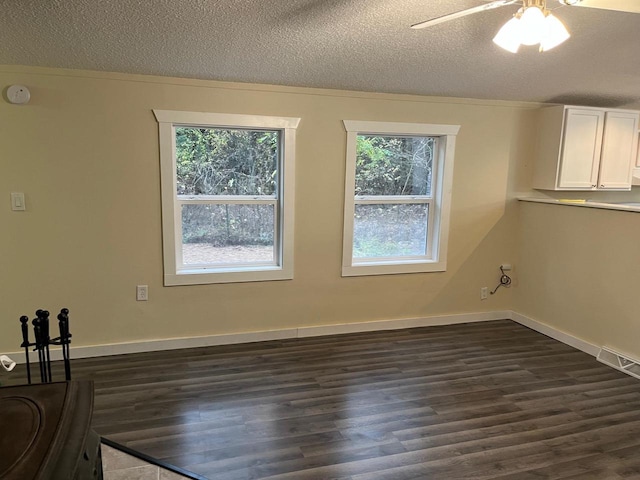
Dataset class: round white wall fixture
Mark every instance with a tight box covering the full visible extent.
[7,85,31,104]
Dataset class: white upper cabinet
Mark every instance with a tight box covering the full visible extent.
[599,111,639,189]
[533,105,639,191]
[557,109,604,189]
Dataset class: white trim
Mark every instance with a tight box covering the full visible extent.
[4,311,622,365]
[297,311,511,337]
[509,311,600,357]
[7,328,299,364]
[434,133,456,270]
[178,196,276,204]
[342,126,358,272]
[154,110,299,285]
[5,311,510,364]
[153,110,300,129]
[355,196,431,204]
[280,127,296,282]
[158,120,181,277]
[343,260,446,277]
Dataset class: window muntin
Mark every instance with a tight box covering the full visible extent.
[342,120,459,276]
[155,110,299,285]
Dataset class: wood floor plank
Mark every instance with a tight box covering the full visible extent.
[5,319,640,479]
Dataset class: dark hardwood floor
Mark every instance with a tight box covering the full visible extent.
[7,320,640,479]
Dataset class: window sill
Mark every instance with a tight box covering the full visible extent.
[342,260,446,277]
[165,266,292,286]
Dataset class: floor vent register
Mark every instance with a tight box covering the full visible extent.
[597,347,640,380]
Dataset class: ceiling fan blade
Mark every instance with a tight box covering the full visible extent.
[411,0,519,29]
[566,0,640,13]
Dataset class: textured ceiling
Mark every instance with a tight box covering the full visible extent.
[1,0,640,107]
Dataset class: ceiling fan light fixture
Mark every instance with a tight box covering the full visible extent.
[493,0,571,53]
[539,12,571,51]
[492,16,521,52]
[519,5,546,45]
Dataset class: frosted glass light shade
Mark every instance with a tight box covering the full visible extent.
[540,13,570,51]
[519,6,546,45]
[493,17,521,53]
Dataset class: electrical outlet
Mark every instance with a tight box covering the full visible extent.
[501,264,512,271]
[136,285,148,301]
[480,287,488,300]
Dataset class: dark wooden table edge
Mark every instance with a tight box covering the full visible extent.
[100,437,207,480]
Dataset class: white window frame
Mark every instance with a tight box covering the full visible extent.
[154,110,300,286]
[342,120,460,277]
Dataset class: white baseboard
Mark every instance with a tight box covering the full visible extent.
[5,310,603,365]
[6,311,511,363]
[509,310,600,357]
[6,328,299,364]
[297,311,511,337]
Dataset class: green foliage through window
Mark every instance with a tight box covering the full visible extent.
[176,127,279,196]
[355,135,434,196]
[353,134,434,258]
[175,126,280,248]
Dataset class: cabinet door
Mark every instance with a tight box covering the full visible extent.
[557,109,604,189]
[598,111,639,189]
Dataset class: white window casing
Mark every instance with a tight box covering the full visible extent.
[342,120,460,277]
[154,110,300,286]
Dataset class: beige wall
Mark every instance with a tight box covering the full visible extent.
[515,202,640,359]
[514,113,640,361]
[0,66,534,352]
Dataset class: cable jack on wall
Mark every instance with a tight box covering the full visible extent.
[490,264,512,295]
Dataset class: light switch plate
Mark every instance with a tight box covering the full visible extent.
[11,192,25,211]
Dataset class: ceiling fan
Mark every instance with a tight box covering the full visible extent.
[411,0,640,53]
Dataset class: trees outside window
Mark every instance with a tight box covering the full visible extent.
[176,126,278,266]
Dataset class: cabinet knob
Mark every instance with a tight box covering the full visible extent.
[600,185,605,188]
[592,185,596,188]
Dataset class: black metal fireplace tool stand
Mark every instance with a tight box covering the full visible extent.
[19,308,72,384]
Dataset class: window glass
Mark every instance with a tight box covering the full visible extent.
[353,204,428,258]
[181,204,275,265]
[176,127,278,196]
[355,135,434,196]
